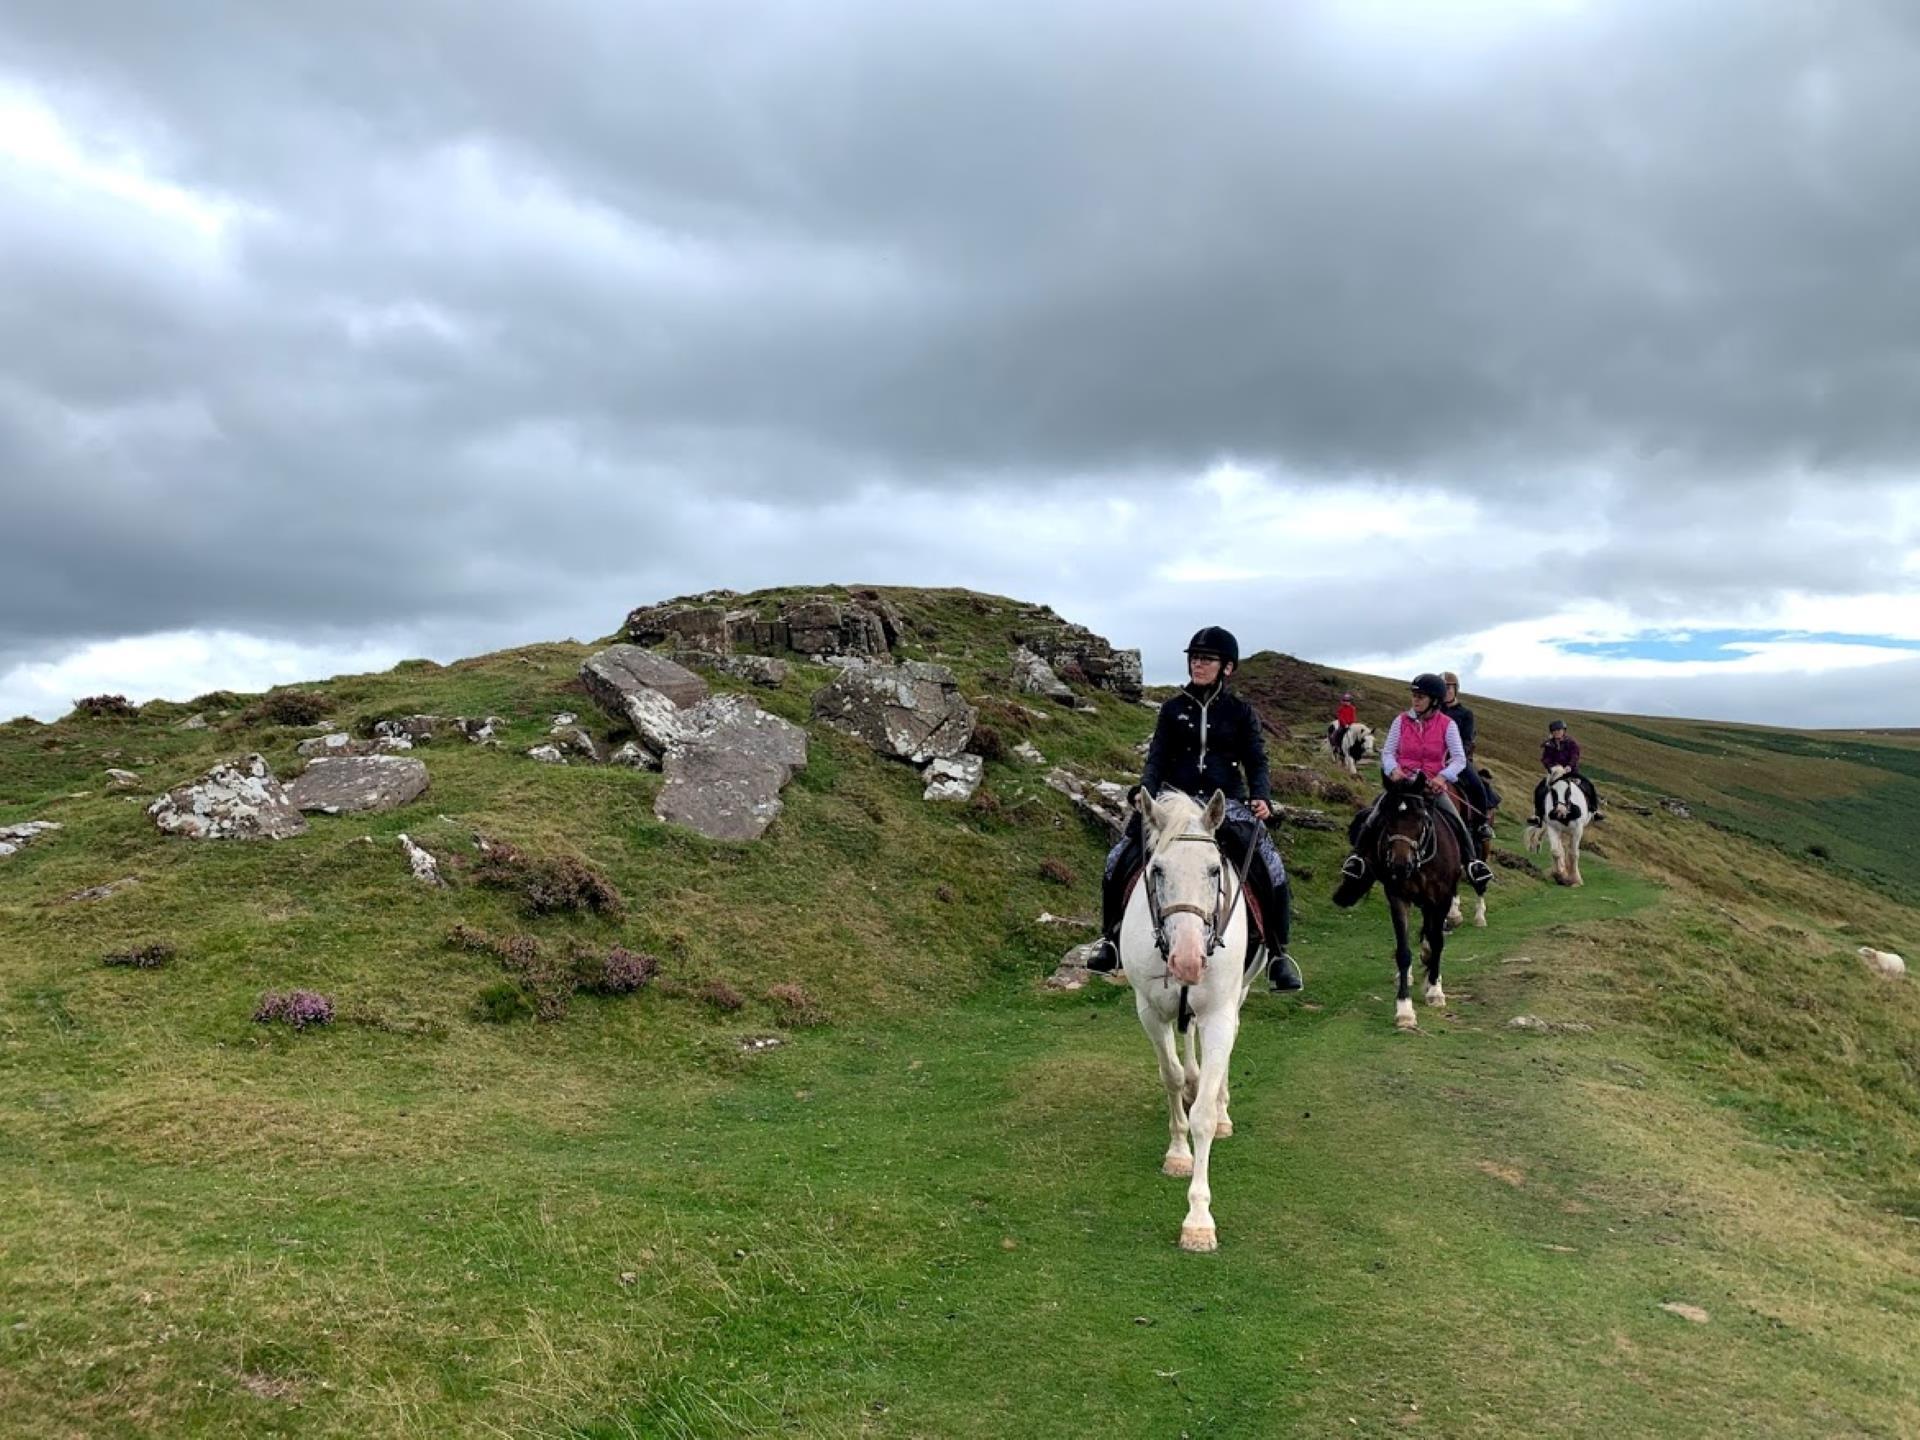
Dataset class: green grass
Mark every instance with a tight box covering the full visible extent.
[4,588,1919,1436]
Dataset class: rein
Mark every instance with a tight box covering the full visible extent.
[1144,826,1259,978]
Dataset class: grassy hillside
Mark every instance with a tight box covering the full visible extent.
[3,589,1918,1437]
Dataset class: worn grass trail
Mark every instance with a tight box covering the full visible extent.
[10,839,1914,1438]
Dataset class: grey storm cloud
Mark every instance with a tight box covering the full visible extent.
[2,0,1919,691]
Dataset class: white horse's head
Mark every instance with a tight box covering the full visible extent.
[1132,786,1228,986]
[1545,774,1588,826]
[1349,722,1375,757]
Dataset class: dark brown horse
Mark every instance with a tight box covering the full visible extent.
[1362,780,1465,1030]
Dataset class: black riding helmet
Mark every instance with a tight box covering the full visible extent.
[1410,673,1447,706]
[1185,626,1240,666]
[1548,719,1567,732]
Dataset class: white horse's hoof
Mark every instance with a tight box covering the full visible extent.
[1475,912,1488,928]
[1215,1117,1234,1138]
[1179,1223,1218,1253]
[1424,985,1446,1007]
[1394,1000,1418,1031]
[1162,1153,1194,1177]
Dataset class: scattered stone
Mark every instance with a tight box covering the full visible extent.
[1859,946,1907,979]
[1013,740,1046,765]
[102,941,174,969]
[923,753,985,802]
[1659,797,1693,819]
[550,712,579,730]
[1044,767,1131,841]
[610,740,660,770]
[64,876,139,903]
[373,715,446,745]
[812,661,977,764]
[105,767,141,790]
[454,715,505,745]
[287,755,429,815]
[526,744,568,765]
[552,726,605,763]
[177,713,209,731]
[1011,646,1075,705]
[1507,1015,1594,1034]
[706,653,789,687]
[296,732,391,759]
[0,820,63,858]
[1045,940,1114,990]
[149,756,308,840]
[1659,1302,1710,1325]
[1035,911,1095,928]
[398,833,447,887]
[654,695,808,841]
[739,1034,786,1053]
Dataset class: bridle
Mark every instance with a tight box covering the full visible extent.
[1381,792,1438,872]
[1143,827,1259,972]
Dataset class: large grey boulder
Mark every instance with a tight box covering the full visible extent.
[1014,621,1143,702]
[655,694,809,841]
[1044,767,1130,841]
[1011,646,1075,705]
[811,661,977,764]
[149,755,309,840]
[781,595,890,659]
[287,755,430,815]
[580,645,710,754]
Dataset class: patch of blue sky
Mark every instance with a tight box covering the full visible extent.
[1559,630,1920,663]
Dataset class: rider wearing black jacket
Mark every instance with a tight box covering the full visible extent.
[1087,626,1302,993]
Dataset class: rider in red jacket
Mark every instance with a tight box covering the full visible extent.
[1336,694,1357,729]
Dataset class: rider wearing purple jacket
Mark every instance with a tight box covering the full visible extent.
[1531,720,1603,822]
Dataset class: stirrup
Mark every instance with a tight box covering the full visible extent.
[1466,859,1494,889]
[1339,854,1368,882]
[1084,938,1120,973]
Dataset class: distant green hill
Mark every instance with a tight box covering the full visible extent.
[3,588,1917,1438]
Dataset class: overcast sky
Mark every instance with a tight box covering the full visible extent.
[3,0,1918,728]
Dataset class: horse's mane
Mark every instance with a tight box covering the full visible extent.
[1143,789,1209,856]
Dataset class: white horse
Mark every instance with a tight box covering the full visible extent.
[1120,787,1262,1252]
[1525,766,1591,886]
[1326,720,1374,776]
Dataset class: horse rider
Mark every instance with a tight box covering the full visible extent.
[1335,691,1358,743]
[1333,672,1496,905]
[1086,626,1303,992]
[1440,672,1500,833]
[1531,719,1604,823]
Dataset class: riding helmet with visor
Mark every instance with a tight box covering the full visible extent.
[1410,673,1447,706]
[1184,626,1240,667]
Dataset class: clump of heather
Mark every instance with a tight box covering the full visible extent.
[102,942,175,970]
[446,922,495,952]
[698,979,744,1012]
[254,989,335,1030]
[469,836,624,918]
[1037,857,1077,887]
[70,694,139,720]
[585,946,658,995]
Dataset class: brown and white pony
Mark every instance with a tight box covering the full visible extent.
[1351,779,1464,1030]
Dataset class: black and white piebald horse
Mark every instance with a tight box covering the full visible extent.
[1326,721,1375,777]
[1526,766,1592,886]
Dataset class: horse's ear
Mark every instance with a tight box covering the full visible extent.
[1202,789,1227,831]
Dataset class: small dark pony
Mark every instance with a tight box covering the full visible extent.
[1350,777,1465,1030]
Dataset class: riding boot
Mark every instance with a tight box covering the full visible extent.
[1261,877,1303,991]
[1088,818,1142,972]
[1333,827,1378,908]
[1451,814,1494,893]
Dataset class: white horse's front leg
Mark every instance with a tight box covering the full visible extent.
[1137,994,1192,1176]
[1474,892,1487,927]
[1568,825,1585,887]
[1180,1011,1238,1252]
[1445,894,1462,932]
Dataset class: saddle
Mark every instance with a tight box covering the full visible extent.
[1122,866,1267,948]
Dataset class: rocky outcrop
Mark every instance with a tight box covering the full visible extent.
[1044,767,1131,841]
[655,695,809,841]
[624,591,899,664]
[812,662,977,764]
[0,820,62,857]
[149,755,308,840]
[1013,621,1142,702]
[1011,646,1075,705]
[923,754,985,802]
[683,653,790,687]
[287,755,430,815]
[780,595,890,659]
[297,731,407,760]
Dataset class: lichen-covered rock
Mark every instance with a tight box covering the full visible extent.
[398,833,446,887]
[780,595,890,659]
[1011,646,1075,705]
[683,653,790,687]
[373,714,446,745]
[454,715,505,745]
[1044,767,1130,841]
[923,753,985,802]
[552,726,605,763]
[654,694,809,841]
[580,645,710,754]
[287,755,430,815]
[1013,740,1047,765]
[0,820,63,858]
[526,744,568,765]
[610,740,660,770]
[622,602,742,653]
[811,661,977,764]
[105,768,142,789]
[149,755,308,840]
